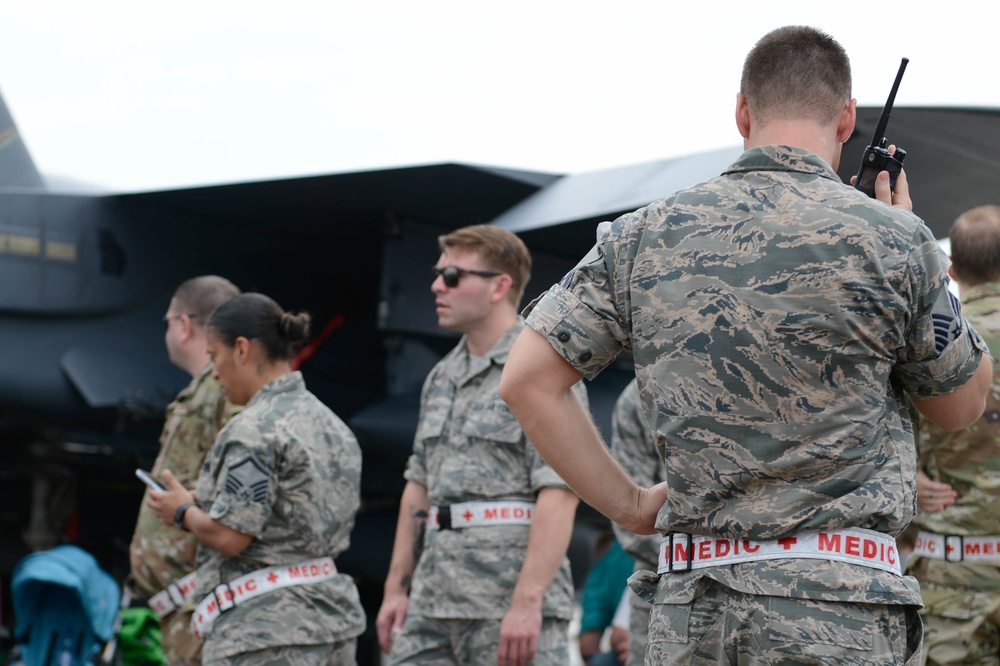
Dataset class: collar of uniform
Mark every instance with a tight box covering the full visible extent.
[487,318,526,366]
[175,362,216,402]
[244,370,304,408]
[448,318,526,385]
[722,145,841,182]
[962,281,1000,305]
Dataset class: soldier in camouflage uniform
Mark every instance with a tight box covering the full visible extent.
[375,225,586,666]
[500,26,994,665]
[608,378,663,666]
[148,293,365,665]
[907,205,1000,665]
[128,275,241,665]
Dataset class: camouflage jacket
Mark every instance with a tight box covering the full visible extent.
[609,378,663,569]
[912,282,1000,589]
[129,364,240,598]
[525,145,988,607]
[193,371,365,660]
[403,318,586,620]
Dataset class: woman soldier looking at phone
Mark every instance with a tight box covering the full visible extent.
[149,292,365,665]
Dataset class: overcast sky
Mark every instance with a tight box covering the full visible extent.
[0,1,993,192]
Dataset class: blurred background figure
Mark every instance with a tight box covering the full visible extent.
[128,275,241,666]
[907,205,1000,666]
[609,378,663,666]
[377,225,585,666]
[577,530,634,666]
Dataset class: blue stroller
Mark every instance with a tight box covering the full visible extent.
[10,545,119,665]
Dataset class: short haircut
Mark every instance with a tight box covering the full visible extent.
[207,293,311,361]
[438,225,532,306]
[172,275,241,329]
[949,205,1000,286]
[741,26,852,127]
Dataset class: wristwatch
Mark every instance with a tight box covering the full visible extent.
[174,501,196,531]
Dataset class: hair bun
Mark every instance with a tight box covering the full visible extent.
[278,311,312,345]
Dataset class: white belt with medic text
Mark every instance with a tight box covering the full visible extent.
[428,500,535,530]
[191,556,338,639]
[914,529,1000,563]
[657,528,902,576]
[148,572,197,619]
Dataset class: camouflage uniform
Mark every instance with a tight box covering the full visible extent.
[389,319,586,665]
[129,364,240,665]
[609,378,662,666]
[192,371,365,663]
[908,281,1000,665]
[524,146,988,664]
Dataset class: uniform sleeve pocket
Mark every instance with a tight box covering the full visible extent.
[207,494,231,519]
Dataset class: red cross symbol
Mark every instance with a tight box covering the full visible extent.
[463,510,474,521]
[268,572,279,583]
[946,542,955,556]
[778,537,798,550]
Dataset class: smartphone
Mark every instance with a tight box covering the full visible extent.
[135,469,165,492]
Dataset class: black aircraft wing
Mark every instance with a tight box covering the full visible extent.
[0,160,558,445]
[487,106,1000,257]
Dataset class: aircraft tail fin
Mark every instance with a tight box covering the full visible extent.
[0,89,45,188]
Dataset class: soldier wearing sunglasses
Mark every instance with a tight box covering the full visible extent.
[377,225,588,666]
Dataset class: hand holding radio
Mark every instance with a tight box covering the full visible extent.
[853,58,909,199]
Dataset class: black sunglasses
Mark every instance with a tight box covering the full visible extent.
[432,265,502,288]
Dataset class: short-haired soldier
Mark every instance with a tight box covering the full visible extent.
[500,26,992,665]
[377,225,587,666]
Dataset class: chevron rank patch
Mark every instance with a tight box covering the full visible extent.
[225,456,270,504]
[929,290,965,354]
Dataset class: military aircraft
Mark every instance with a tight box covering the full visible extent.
[3,85,999,663]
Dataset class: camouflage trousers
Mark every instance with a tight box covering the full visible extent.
[213,640,357,665]
[645,579,922,665]
[627,594,651,666]
[387,615,568,665]
[918,578,1000,665]
[161,608,201,665]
